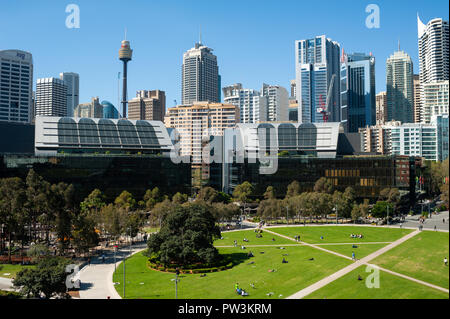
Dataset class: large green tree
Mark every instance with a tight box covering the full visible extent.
[146,203,221,267]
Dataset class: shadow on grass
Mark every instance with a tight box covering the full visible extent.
[222,252,250,268]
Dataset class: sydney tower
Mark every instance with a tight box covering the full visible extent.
[119,38,132,118]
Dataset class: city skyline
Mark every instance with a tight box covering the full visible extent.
[1,0,448,117]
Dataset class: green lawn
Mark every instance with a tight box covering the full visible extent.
[319,243,388,259]
[0,264,34,279]
[113,245,351,299]
[372,230,449,289]
[214,229,295,247]
[305,266,449,299]
[269,226,412,244]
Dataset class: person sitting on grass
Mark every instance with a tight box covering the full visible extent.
[243,238,249,242]
[248,251,254,257]
[282,258,288,264]
[444,257,448,266]
[241,289,249,296]
[272,237,276,241]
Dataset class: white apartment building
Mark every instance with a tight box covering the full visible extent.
[35,77,67,117]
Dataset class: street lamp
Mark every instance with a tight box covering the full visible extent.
[387,204,389,225]
[172,268,180,299]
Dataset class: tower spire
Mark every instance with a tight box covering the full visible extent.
[398,39,400,51]
[199,25,202,45]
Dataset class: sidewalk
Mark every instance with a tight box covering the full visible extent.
[78,242,147,299]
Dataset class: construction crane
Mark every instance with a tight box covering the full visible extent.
[317,73,336,122]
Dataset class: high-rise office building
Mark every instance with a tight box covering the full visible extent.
[418,16,449,84]
[261,84,289,122]
[413,74,421,123]
[128,90,166,122]
[223,84,267,124]
[295,35,341,123]
[340,52,376,132]
[74,97,103,118]
[0,50,33,123]
[182,41,220,105]
[376,92,387,125]
[59,72,79,117]
[35,77,67,117]
[386,49,414,123]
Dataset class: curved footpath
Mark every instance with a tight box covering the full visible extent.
[78,243,146,299]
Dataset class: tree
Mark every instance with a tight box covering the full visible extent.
[13,256,71,299]
[146,203,221,267]
[71,212,99,255]
[211,202,240,222]
[25,169,50,244]
[371,201,394,218]
[232,181,254,215]
[114,191,136,211]
[150,199,175,228]
[0,177,27,263]
[314,177,334,194]
[351,200,369,222]
[196,187,219,204]
[144,187,163,210]
[263,186,276,200]
[80,189,105,220]
[172,192,188,204]
[27,243,51,263]
[286,181,300,199]
[100,204,127,240]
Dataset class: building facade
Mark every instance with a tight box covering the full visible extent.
[222,83,267,124]
[413,74,421,123]
[376,91,387,125]
[0,50,33,123]
[340,53,376,133]
[182,42,220,105]
[420,81,449,124]
[386,50,414,123]
[165,102,239,165]
[101,101,120,119]
[128,90,166,121]
[295,35,341,123]
[74,97,103,118]
[261,83,289,122]
[35,77,67,117]
[59,72,79,117]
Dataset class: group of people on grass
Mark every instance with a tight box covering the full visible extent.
[350,233,364,239]
[235,283,249,296]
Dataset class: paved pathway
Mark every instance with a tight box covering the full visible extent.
[0,277,14,291]
[403,211,449,231]
[285,230,423,299]
[78,243,146,299]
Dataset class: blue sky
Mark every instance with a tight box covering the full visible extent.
[1,0,448,115]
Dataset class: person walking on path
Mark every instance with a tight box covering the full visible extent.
[352,252,356,261]
[87,257,91,266]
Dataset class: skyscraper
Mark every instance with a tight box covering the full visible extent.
[417,16,449,123]
[418,16,449,83]
[223,84,267,124]
[35,77,67,117]
[295,35,341,123]
[182,41,220,105]
[101,101,119,119]
[340,52,376,132]
[386,49,414,123]
[261,84,289,122]
[59,72,79,117]
[0,50,33,123]
[119,36,133,118]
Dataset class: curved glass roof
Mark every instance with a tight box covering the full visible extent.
[56,117,162,150]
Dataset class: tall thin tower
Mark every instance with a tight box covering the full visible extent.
[119,31,132,118]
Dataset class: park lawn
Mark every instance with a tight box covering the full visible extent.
[0,264,34,279]
[113,245,351,299]
[214,229,294,247]
[304,265,449,299]
[143,226,160,234]
[372,230,450,289]
[269,226,412,244]
[318,243,388,259]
